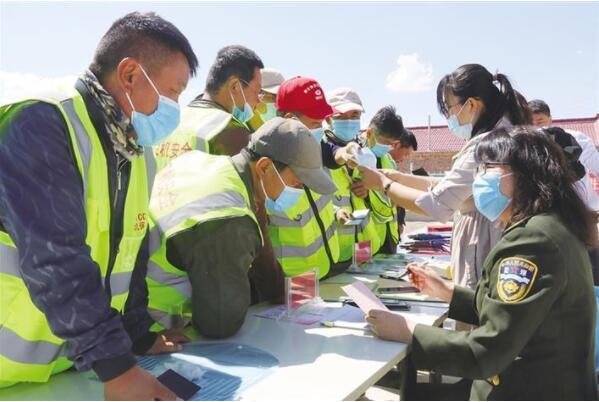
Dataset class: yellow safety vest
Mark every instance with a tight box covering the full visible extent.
[0,89,149,387]
[152,103,248,171]
[267,181,340,279]
[367,154,399,250]
[146,151,261,329]
[330,166,383,261]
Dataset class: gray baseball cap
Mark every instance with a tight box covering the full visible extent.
[261,68,285,95]
[249,117,337,195]
[326,87,365,114]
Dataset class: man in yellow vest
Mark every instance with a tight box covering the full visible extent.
[147,118,335,338]
[268,77,360,278]
[323,88,383,267]
[247,68,285,131]
[353,106,407,254]
[0,12,197,399]
[153,45,264,169]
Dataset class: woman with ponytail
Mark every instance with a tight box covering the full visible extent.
[359,64,532,292]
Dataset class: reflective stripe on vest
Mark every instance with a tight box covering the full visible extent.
[333,194,351,209]
[145,146,158,197]
[273,218,336,259]
[147,259,192,298]
[146,151,260,329]
[155,190,246,236]
[148,225,162,256]
[0,327,64,365]
[0,240,19,277]
[338,224,357,236]
[62,98,92,198]
[110,271,134,298]
[267,194,330,228]
[147,308,192,331]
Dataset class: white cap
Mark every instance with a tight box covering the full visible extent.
[261,68,285,95]
[326,87,364,114]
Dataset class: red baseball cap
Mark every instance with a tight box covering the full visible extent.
[276,76,337,120]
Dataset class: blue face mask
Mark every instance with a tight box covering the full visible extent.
[332,119,360,142]
[447,102,473,140]
[472,172,513,221]
[261,165,303,213]
[125,65,180,147]
[230,84,254,123]
[369,137,392,157]
[259,102,277,123]
[310,127,325,143]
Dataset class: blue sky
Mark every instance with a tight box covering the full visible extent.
[1,1,598,126]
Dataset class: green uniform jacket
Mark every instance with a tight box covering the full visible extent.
[412,212,597,400]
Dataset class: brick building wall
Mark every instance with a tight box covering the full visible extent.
[394,151,456,174]
[401,114,599,176]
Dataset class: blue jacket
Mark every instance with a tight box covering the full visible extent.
[0,79,156,382]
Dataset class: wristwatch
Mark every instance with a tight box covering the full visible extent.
[383,180,393,195]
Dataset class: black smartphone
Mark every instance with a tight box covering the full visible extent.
[379,298,410,311]
[343,298,410,311]
[379,269,409,281]
[156,369,201,400]
[377,286,420,294]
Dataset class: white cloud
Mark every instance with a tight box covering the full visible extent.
[386,53,433,92]
[0,70,78,105]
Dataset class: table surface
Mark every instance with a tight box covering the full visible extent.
[0,273,448,401]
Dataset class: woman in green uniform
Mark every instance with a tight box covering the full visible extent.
[367,127,598,400]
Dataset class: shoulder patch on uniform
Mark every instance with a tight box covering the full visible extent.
[496,257,538,302]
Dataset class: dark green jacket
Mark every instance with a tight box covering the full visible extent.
[188,97,252,156]
[412,213,597,400]
[165,152,285,338]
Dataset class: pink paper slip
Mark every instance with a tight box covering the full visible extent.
[341,281,389,314]
[354,240,372,264]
